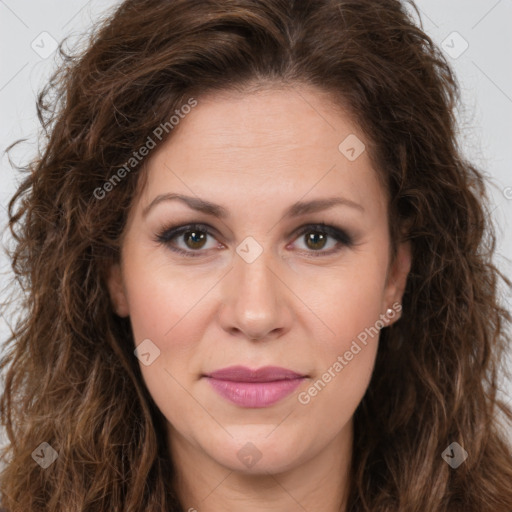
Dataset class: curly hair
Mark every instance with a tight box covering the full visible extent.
[1,0,512,510]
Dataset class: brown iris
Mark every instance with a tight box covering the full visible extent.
[305,231,327,251]
[184,230,207,249]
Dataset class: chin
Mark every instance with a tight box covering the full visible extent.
[204,426,310,475]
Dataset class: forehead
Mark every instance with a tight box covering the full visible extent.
[134,85,387,220]
[162,86,356,160]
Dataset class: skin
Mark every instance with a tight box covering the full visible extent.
[107,84,412,512]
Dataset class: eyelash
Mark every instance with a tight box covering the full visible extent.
[154,222,354,258]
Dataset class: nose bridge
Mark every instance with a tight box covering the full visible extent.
[220,239,288,340]
[235,241,279,311]
[237,247,276,298]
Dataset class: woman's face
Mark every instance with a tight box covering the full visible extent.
[107,85,411,476]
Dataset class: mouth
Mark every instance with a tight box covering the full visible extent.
[202,365,308,408]
[204,365,307,382]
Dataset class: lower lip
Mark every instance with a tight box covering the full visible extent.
[205,377,305,408]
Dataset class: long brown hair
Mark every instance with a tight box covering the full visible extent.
[1,0,512,510]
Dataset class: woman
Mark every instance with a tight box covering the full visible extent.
[1,0,511,510]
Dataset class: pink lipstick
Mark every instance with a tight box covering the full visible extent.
[203,365,306,408]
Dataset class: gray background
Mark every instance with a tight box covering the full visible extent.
[1,0,511,452]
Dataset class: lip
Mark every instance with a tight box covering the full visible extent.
[205,365,305,382]
[203,365,307,408]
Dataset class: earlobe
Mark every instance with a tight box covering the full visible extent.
[106,263,130,317]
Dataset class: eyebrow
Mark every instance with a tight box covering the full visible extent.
[142,193,364,219]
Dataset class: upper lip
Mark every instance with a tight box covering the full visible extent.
[204,365,306,382]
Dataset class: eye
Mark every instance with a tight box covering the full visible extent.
[155,223,220,257]
[290,223,354,257]
[155,222,354,258]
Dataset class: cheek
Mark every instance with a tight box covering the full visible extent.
[297,275,383,421]
[122,250,207,346]
[121,251,218,413]
[294,251,387,406]
[122,256,207,427]
[295,251,389,344]
[124,278,173,346]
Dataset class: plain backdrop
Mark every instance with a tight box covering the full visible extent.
[0,0,511,452]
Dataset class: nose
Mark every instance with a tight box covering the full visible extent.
[218,247,293,342]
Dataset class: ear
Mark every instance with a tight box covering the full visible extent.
[106,262,130,318]
[382,240,412,321]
